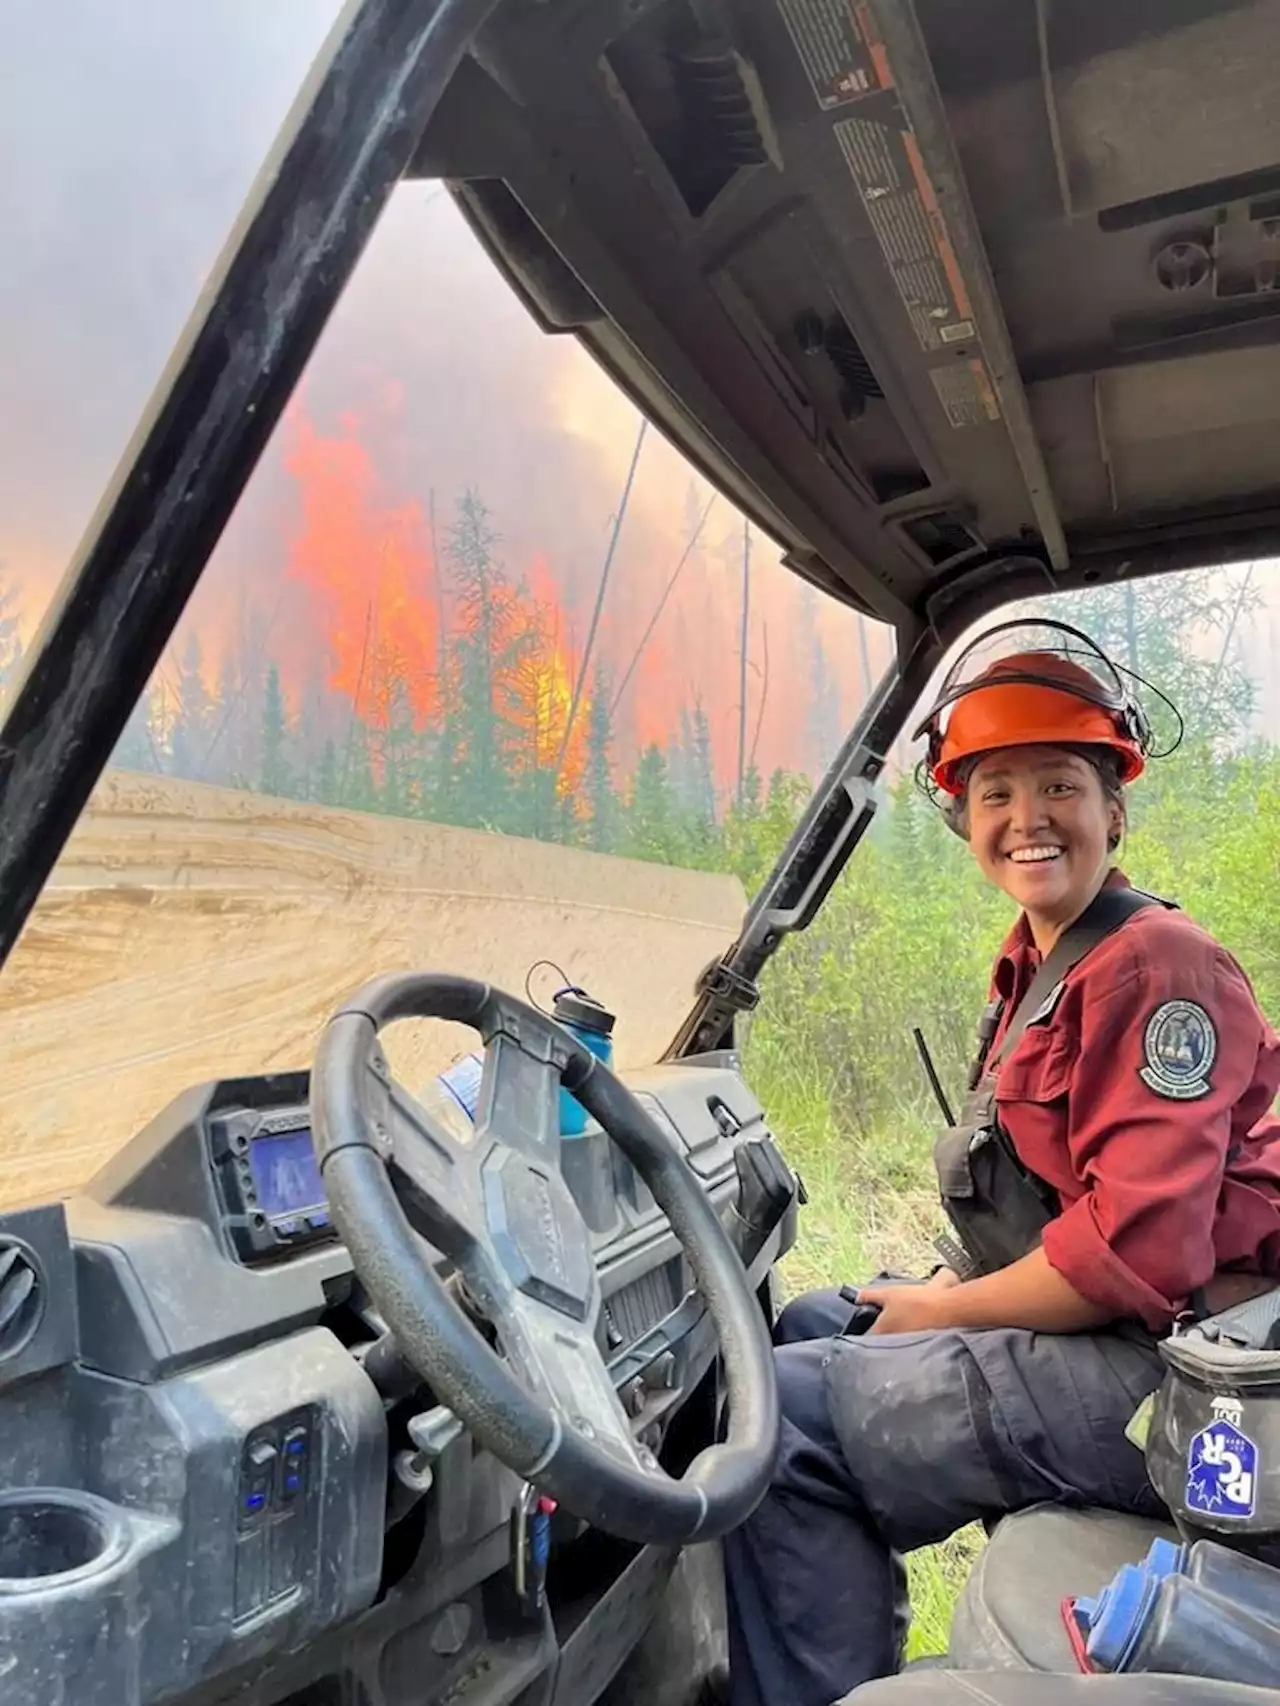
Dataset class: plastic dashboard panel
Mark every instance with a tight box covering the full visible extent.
[0,1057,787,1706]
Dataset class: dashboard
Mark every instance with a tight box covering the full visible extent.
[208,1099,335,1262]
[0,1055,796,1706]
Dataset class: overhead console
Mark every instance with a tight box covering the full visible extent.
[406,0,1280,628]
[411,0,1062,630]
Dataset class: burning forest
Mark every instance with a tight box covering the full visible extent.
[17,364,891,867]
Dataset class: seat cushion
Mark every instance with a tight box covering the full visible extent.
[947,1504,1181,1673]
[842,1672,1280,1704]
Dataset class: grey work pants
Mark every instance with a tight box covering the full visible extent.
[721,1286,1167,1706]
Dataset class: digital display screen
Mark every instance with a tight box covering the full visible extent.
[247,1129,327,1221]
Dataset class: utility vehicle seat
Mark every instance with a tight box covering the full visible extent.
[845,1674,1280,1703]
[947,1504,1181,1672]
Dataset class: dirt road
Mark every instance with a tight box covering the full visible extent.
[0,772,745,1210]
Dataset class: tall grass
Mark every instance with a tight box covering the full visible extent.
[744,1020,982,1660]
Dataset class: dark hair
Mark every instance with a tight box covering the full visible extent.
[945,743,1127,851]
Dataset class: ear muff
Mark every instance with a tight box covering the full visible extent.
[943,795,968,840]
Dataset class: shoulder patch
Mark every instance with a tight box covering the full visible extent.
[1140,1000,1217,1100]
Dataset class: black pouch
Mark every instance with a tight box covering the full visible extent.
[934,1100,1059,1278]
[837,1271,929,1334]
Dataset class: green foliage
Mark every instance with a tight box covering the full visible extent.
[377,676,418,818]
[721,769,809,895]
[170,636,216,782]
[1024,568,1260,751]
[624,744,676,861]
[317,739,339,806]
[584,659,618,852]
[260,662,291,798]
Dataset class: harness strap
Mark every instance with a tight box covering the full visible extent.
[992,886,1168,1073]
[936,885,1175,1282]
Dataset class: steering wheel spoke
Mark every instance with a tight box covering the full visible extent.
[382,1080,490,1267]
[496,1289,652,1477]
[474,1002,570,1167]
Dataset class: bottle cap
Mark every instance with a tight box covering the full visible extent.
[552,987,615,1037]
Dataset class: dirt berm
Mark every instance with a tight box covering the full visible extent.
[0,771,746,1210]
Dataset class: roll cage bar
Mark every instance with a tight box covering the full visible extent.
[0,0,1135,1053]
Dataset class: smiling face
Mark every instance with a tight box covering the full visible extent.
[964,745,1124,945]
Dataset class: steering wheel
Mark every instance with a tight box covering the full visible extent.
[310,973,779,1546]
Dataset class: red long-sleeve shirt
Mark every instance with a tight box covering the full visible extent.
[989,873,1280,1330]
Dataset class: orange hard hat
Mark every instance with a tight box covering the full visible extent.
[923,647,1147,796]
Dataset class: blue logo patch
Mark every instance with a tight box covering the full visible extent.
[1186,1409,1258,1519]
[1141,1000,1216,1100]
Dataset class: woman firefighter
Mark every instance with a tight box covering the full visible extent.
[719,621,1280,1706]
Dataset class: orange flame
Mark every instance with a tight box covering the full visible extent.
[521,554,589,796]
[178,392,888,806]
[283,407,440,731]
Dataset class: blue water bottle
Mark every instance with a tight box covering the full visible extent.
[551,986,615,1137]
[1073,1535,1280,1685]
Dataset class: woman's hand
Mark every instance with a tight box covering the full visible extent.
[860,1249,1113,1336]
[857,1282,950,1335]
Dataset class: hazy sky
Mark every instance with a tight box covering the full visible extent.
[1,0,340,585]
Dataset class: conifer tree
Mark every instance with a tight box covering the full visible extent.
[260,663,291,798]
[317,739,339,806]
[584,659,618,850]
[626,743,676,862]
[170,634,217,782]
[378,673,418,818]
[689,702,716,827]
[448,490,511,827]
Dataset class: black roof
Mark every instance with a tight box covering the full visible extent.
[425,0,1280,638]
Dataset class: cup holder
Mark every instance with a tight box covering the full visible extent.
[0,1492,126,1588]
